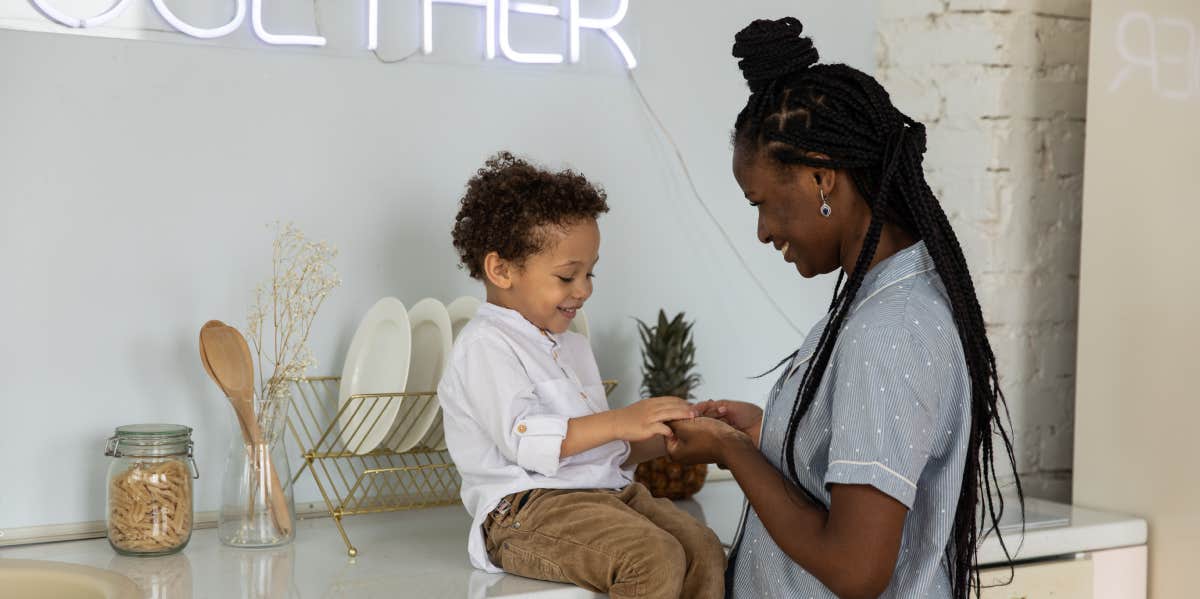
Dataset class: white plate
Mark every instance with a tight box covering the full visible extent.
[419,295,482,451]
[567,307,590,339]
[338,298,411,454]
[386,298,453,453]
[446,295,482,339]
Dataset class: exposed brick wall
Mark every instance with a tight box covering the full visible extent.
[877,0,1090,501]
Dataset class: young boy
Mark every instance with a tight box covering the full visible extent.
[438,152,726,599]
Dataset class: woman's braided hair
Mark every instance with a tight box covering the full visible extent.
[732,17,1022,597]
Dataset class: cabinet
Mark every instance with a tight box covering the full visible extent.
[979,557,1093,599]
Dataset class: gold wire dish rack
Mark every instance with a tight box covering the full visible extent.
[284,375,619,556]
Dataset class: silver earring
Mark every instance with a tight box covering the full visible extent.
[819,188,832,218]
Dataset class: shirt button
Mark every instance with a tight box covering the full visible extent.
[517,424,527,434]
[579,392,588,400]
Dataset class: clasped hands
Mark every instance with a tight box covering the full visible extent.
[615,396,763,465]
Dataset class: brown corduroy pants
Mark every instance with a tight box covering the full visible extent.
[483,482,726,599]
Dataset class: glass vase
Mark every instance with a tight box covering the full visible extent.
[218,387,296,548]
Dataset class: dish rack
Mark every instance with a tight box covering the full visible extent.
[284,375,619,556]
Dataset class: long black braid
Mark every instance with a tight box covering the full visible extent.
[732,17,1023,598]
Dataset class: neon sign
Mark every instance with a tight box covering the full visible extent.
[26,0,637,68]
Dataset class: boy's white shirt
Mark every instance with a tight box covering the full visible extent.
[438,302,633,573]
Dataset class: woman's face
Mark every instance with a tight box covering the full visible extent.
[732,147,844,278]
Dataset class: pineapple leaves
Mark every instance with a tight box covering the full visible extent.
[637,309,702,400]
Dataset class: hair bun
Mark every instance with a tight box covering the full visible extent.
[733,17,819,92]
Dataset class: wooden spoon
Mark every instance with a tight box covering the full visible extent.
[200,324,293,537]
[200,320,253,447]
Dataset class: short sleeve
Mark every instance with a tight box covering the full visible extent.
[823,325,941,508]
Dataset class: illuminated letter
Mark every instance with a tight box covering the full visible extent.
[569,0,636,69]
[29,0,133,29]
[423,0,495,59]
[367,0,378,49]
[251,0,327,46]
[152,0,246,39]
[497,0,563,64]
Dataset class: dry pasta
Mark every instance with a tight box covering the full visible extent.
[107,460,192,553]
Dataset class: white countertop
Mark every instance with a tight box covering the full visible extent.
[0,481,1146,598]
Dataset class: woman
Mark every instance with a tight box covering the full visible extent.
[665,17,1021,599]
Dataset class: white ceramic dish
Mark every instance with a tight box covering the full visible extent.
[419,295,483,451]
[568,307,590,339]
[386,298,453,453]
[446,295,482,339]
[338,297,411,454]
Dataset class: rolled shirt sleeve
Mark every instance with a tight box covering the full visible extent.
[457,338,570,477]
[823,324,940,508]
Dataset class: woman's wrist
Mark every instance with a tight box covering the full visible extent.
[718,427,756,466]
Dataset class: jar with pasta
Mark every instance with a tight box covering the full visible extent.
[104,424,199,556]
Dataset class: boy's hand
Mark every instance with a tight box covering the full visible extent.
[694,399,763,448]
[612,396,696,442]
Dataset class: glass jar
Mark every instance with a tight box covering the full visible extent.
[104,424,199,556]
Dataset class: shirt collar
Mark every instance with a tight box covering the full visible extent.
[856,240,935,301]
[476,301,560,347]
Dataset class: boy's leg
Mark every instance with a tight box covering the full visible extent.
[483,488,687,599]
[620,483,727,599]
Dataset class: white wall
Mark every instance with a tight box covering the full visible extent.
[0,1,879,528]
[877,0,1090,502]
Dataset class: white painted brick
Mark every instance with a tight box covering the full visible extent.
[947,0,1090,19]
[956,222,1007,274]
[989,116,1040,172]
[1033,174,1085,228]
[1038,224,1082,277]
[877,68,944,123]
[1045,118,1087,176]
[879,0,947,20]
[1001,76,1088,119]
[924,122,1001,169]
[878,0,1087,492]
[1036,15,1091,69]
[1031,0,1091,20]
[1020,471,1073,503]
[947,0,1020,11]
[931,167,1011,225]
[1027,324,1079,378]
[1031,379,1076,470]
[1055,175,1084,228]
[938,65,1013,118]
[979,272,1036,324]
[988,325,1034,382]
[882,14,1013,67]
[996,13,1042,67]
[1028,276,1080,323]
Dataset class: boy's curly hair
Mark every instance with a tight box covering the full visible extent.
[452,151,609,280]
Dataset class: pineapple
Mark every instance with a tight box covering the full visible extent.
[633,310,709,500]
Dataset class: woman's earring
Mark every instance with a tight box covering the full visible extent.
[819,188,832,218]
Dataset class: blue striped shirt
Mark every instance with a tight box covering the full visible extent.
[727,241,970,599]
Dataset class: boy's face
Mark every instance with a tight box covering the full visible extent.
[504,218,600,334]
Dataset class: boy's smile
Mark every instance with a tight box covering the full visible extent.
[486,218,600,335]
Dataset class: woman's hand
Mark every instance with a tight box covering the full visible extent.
[665,417,752,465]
[611,396,696,442]
[694,399,764,447]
